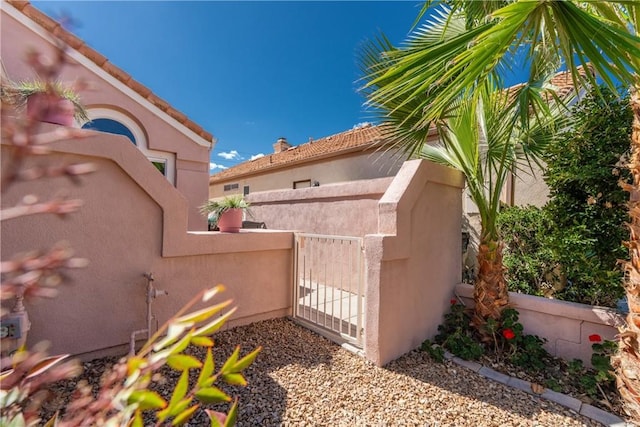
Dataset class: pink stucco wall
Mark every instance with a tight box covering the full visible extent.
[2,122,467,366]
[246,177,392,237]
[454,283,623,367]
[1,129,292,358]
[247,163,466,366]
[364,160,465,366]
[2,5,211,230]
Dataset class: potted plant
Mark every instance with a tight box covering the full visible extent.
[200,194,250,233]
[1,80,89,126]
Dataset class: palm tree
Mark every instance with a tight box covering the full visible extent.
[359,3,575,329]
[360,1,640,419]
[421,78,569,330]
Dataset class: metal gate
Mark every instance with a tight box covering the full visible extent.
[293,233,364,346]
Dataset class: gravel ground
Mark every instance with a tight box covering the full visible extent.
[43,318,602,426]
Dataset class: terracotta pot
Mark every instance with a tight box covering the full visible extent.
[217,208,243,233]
[26,93,75,126]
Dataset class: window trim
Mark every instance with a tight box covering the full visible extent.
[293,179,312,189]
[85,108,176,185]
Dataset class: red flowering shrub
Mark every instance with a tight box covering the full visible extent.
[588,334,602,342]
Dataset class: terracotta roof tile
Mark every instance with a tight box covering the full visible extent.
[102,62,132,84]
[9,1,29,11]
[7,0,214,145]
[146,93,170,112]
[77,45,108,66]
[167,108,188,124]
[52,26,84,49]
[506,66,589,102]
[127,79,152,98]
[210,124,387,183]
[185,121,204,136]
[22,4,59,32]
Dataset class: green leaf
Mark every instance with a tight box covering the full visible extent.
[169,398,193,418]
[175,300,233,324]
[168,370,190,412]
[127,356,146,376]
[220,346,240,375]
[171,404,200,426]
[231,346,261,373]
[197,348,215,388]
[167,354,203,371]
[127,390,167,411]
[195,387,231,404]
[222,373,247,386]
[191,336,214,347]
[0,388,22,408]
[167,331,195,357]
[153,322,192,352]
[225,399,239,427]
[156,407,170,423]
[129,410,143,427]
[193,307,237,337]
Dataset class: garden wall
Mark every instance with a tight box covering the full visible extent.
[246,177,391,237]
[249,160,466,366]
[1,128,293,359]
[2,128,466,367]
[455,283,624,367]
[365,161,465,365]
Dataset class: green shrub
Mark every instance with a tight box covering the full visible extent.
[426,302,549,369]
[497,206,556,297]
[544,86,631,307]
[498,86,632,307]
[433,300,484,361]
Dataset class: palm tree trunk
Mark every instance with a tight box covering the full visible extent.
[472,238,509,333]
[614,87,640,423]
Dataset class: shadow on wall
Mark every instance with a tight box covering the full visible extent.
[462,214,480,283]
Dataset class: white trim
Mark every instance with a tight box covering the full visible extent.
[3,3,215,149]
[85,108,176,185]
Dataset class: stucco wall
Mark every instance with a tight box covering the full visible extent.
[2,5,211,230]
[364,160,465,366]
[455,284,623,367]
[1,130,292,358]
[512,161,549,207]
[2,122,470,367]
[246,177,392,237]
[210,150,403,199]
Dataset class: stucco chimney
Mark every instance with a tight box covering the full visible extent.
[273,137,291,153]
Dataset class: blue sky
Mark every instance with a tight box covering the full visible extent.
[31,1,424,171]
[31,1,526,173]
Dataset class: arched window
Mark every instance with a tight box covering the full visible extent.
[83,108,175,185]
[82,118,136,145]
